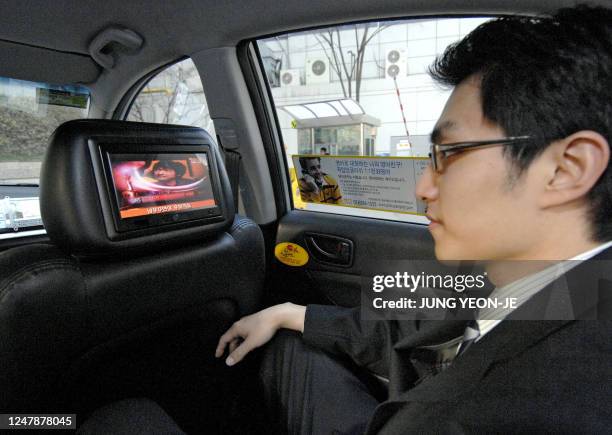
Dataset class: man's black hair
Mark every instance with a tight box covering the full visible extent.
[152,159,186,178]
[429,5,612,241]
[299,156,321,172]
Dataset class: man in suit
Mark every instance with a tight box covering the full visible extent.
[216,5,611,433]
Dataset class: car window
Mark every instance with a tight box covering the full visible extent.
[126,58,216,138]
[257,17,490,223]
[0,77,90,236]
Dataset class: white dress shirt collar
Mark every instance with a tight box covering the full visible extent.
[475,240,612,340]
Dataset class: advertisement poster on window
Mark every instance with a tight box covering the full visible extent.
[292,155,428,215]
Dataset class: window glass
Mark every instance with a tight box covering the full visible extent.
[0,77,90,236]
[0,78,90,185]
[257,17,491,223]
[127,58,216,138]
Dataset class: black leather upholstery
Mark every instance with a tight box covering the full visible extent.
[40,120,234,256]
[0,243,89,410]
[0,121,265,425]
[0,216,264,412]
[77,398,186,434]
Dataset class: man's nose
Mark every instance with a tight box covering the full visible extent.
[415,164,438,203]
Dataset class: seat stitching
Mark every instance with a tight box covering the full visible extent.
[230,219,255,232]
[0,260,79,303]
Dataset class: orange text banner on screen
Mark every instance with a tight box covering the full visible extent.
[120,199,216,218]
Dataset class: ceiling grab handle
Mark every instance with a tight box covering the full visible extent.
[88,27,144,70]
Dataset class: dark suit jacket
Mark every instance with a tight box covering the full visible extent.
[302,248,612,434]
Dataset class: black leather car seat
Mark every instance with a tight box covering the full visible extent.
[0,120,265,433]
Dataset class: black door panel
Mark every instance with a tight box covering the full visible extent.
[270,210,435,307]
[305,232,354,267]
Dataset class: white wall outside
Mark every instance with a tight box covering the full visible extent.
[263,17,490,160]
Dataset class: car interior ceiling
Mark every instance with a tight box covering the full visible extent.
[0,0,586,137]
[0,0,608,432]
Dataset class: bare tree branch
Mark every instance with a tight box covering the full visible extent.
[316,33,339,76]
[273,36,289,69]
[372,51,386,78]
[312,22,390,102]
[336,28,353,98]
[364,23,389,46]
[315,31,347,97]
[129,96,146,122]
[355,25,370,101]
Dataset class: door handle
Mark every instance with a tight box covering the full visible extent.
[305,233,353,266]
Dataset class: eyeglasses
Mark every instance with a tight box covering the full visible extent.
[429,136,532,172]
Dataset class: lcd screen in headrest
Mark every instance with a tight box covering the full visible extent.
[110,153,216,219]
[101,148,224,234]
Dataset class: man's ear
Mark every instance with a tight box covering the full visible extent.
[539,131,610,208]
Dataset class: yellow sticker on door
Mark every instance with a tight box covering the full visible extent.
[275,242,309,267]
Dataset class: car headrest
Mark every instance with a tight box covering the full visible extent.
[40,120,235,257]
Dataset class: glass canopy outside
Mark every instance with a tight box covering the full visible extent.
[280,99,381,156]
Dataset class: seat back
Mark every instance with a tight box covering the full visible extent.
[0,121,264,430]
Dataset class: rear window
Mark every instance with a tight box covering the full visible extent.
[126,58,216,137]
[0,77,90,235]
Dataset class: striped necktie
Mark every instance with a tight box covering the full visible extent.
[456,320,480,357]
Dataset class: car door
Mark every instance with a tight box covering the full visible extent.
[248,17,491,309]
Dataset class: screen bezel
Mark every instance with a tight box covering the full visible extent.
[94,141,224,235]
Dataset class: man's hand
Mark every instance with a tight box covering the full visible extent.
[301,174,320,193]
[215,303,306,366]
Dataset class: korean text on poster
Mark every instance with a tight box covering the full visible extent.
[292,155,428,214]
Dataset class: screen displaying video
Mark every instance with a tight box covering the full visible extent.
[109,153,216,219]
